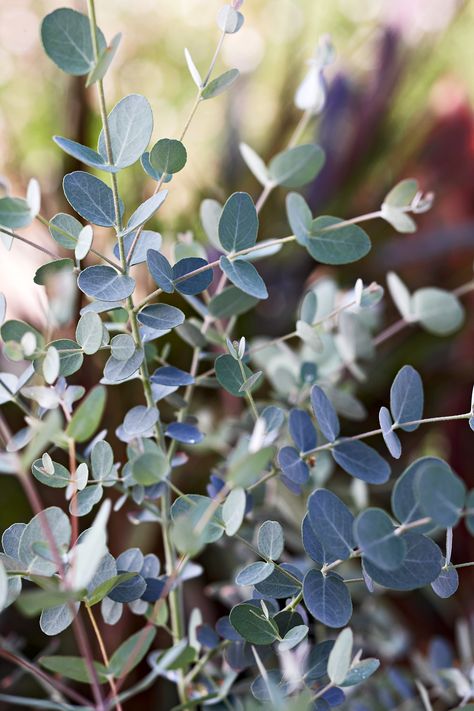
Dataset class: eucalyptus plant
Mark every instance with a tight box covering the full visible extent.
[0,2,473,710]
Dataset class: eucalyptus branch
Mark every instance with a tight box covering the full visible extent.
[0,647,90,706]
[1,227,60,260]
[85,605,123,711]
[301,411,472,457]
[35,215,122,270]
[133,206,396,313]
[125,29,227,265]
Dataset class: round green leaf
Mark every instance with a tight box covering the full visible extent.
[306,216,371,265]
[41,9,106,76]
[269,144,325,188]
[229,603,279,645]
[354,508,406,571]
[412,288,464,336]
[150,139,187,175]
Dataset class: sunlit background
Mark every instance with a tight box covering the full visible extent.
[1,1,474,707]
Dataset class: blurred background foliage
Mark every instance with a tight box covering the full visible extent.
[1,0,474,708]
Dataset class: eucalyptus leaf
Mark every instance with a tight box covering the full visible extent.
[306,217,371,265]
[66,386,106,443]
[63,171,123,227]
[219,192,258,252]
[220,257,268,299]
[41,9,105,76]
[98,94,153,168]
[412,288,464,336]
[327,628,353,685]
[202,69,239,100]
[354,508,406,571]
[150,139,187,175]
[257,521,284,560]
[303,569,352,628]
[229,603,279,645]
[269,144,325,188]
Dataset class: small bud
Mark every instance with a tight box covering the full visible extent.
[238,336,246,359]
[41,452,54,475]
[226,337,239,359]
[232,0,244,9]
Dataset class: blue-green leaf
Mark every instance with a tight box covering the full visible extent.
[49,213,83,249]
[53,136,111,171]
[269,144,325,188]
[41,9,105,76]
[354,508,406,571]
[391,457,442,533]
[103,349,144,382]
[137,304,185,333]
[113,230,162,266]
[150,138,187,175]
[311,386,340,442]
[379,406,402,459]
[332,441,391,484]
[218,192,258,252]
[431,565,459,598]
[286,192,312,245]
[86,32,121,86]
[63,172,123,227]
[229,603,279,645]
[306,217,371,265]
[390,365,423,432]
[257,521,284,560]
[289,408,317,452]
[363,533,442,590]
[120,191,168,237]
[220,257,267,299]
[78,266,135,301]
[215,354,252,397]
[98,94,153,169]
[0,197,32,229]
[308,489,355,560]
[303,569,352,628]
[235,562,274,586]
[415,459,466,528]
[172,257,213,295]
[201,69,239,100]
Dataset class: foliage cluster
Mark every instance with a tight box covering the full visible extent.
[0,2,473,710]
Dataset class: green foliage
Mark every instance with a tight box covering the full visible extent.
[0,2,472,710]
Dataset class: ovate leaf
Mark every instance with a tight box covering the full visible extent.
[66,386,106,443]
[220,257,268,299]
[218,192,258,252]
[269,144,325,188]
[306,217,371,265]
[41,9,105,76]
[98,94,153,168]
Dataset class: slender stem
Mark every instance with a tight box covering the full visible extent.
[453,561,474,569]
[36,215,122,270]
[373,317,406,347]
[67,438,79,547]
[2,228,60,259]
[312,681,334,701]
[183,642,229,687]
[134,206,388,313]
[85,606,123,711]
[301,412,471,457]
[375,277,474,348]
[237,359,258,421]
[0,648,90,706]
[11,454,105,709]
[254,182,276,213]
[133,235,297,311]
[126,31,226,266]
